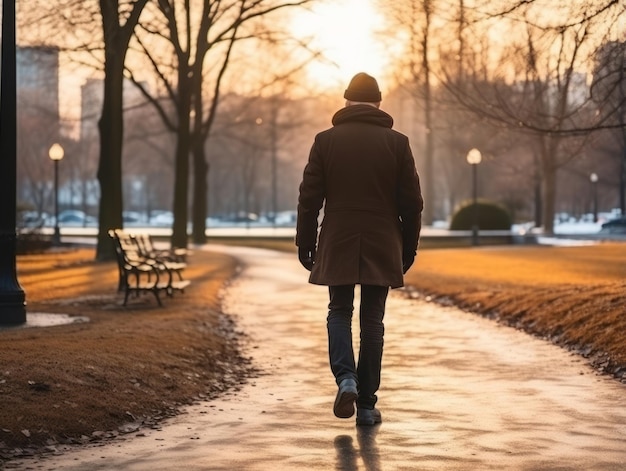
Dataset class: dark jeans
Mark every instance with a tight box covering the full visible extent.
[327,284,389,410]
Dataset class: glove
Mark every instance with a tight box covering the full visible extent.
[402,251,415,274]
[298,246,316,271]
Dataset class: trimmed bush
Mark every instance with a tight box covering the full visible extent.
[450,200,512,230]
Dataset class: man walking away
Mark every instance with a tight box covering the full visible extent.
[296,72,424,426]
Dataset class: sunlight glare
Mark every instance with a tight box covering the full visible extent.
[291,0,395,93]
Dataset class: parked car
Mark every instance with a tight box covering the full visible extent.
[274,210,297,226]
[149,211,174,227]
[230,212,259,223]
[600,216,626,234]
[123,211,146,225]
[48,210,97,227]
[18,210,47,228]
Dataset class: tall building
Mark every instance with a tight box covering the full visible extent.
[16,45,60,137]
[80,77,148,141]
[15,46,62,214]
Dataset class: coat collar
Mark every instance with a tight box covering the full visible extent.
[331,104,394,128]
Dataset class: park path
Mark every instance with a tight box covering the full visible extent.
[10,245,626,470]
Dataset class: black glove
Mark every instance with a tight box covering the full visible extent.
[298,246,316,271]
[402,251,415,274]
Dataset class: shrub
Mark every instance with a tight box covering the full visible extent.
[16,205,52,254]
[450,200,512,230]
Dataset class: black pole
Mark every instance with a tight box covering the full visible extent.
[617,54,626,217]
[270,108,277,228]
[53,159,61,244]
[0,0,27,325]
[619,147,626,216]
[472,163,479,246]
[593,180,598,223]
[533,153,542,228]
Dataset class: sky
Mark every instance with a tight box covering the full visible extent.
[288,0,401,94]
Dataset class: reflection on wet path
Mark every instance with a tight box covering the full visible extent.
[9,245,626,470]
[334,427,382,471]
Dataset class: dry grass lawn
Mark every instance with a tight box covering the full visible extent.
[1,240,625,464]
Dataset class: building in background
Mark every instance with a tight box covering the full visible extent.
[15,45,62,218]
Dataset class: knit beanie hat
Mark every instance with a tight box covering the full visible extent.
[344,72,382,102]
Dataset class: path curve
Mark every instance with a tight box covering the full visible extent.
[9,245,626,470]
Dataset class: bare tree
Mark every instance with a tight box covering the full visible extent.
[591,40,626,214]
[18,0,151,259]
[378,0,437,225]
[95,0,149,259]
[126,0,311,247]
[438,0,624,232]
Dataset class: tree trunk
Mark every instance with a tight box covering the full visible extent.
[191,140,208,245]
[542,167,556,234]
[171,74,191,249]
[421,0,435,225]
[619,140,626,216]
[533,152,542,227]
[95,51,125,261]
[541,136,559,234]
[95,0,148,261]
[171,136,190,248]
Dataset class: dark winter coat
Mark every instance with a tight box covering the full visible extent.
[296,104,423,288]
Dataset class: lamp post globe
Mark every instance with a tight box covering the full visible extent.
[49,143,64,245]
[466,148,482,165]
[49,143,64,161]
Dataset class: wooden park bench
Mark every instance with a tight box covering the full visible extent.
[109,229,191,306]
[132,232,190,262]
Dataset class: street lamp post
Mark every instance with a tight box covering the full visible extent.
[590,172,598,223]
[49,143,64,245]
[0,0,27,325]
[466,148,482,246]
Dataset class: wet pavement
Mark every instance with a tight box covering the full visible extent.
[9,245,626,470]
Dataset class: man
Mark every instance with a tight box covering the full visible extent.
[296,72,423,426]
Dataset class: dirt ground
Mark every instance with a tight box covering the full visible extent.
[0,248,253,462]
[1,241,625,464]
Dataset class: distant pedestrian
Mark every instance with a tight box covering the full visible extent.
[296,72,423,425]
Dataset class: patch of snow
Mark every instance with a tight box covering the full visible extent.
[536,237,598,247]
[553,221,602,235]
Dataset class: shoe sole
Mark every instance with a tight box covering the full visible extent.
[333,390,357,418]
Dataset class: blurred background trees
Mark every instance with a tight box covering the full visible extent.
[12,0,626,258]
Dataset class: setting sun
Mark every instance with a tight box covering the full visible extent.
[290,0,398,92]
